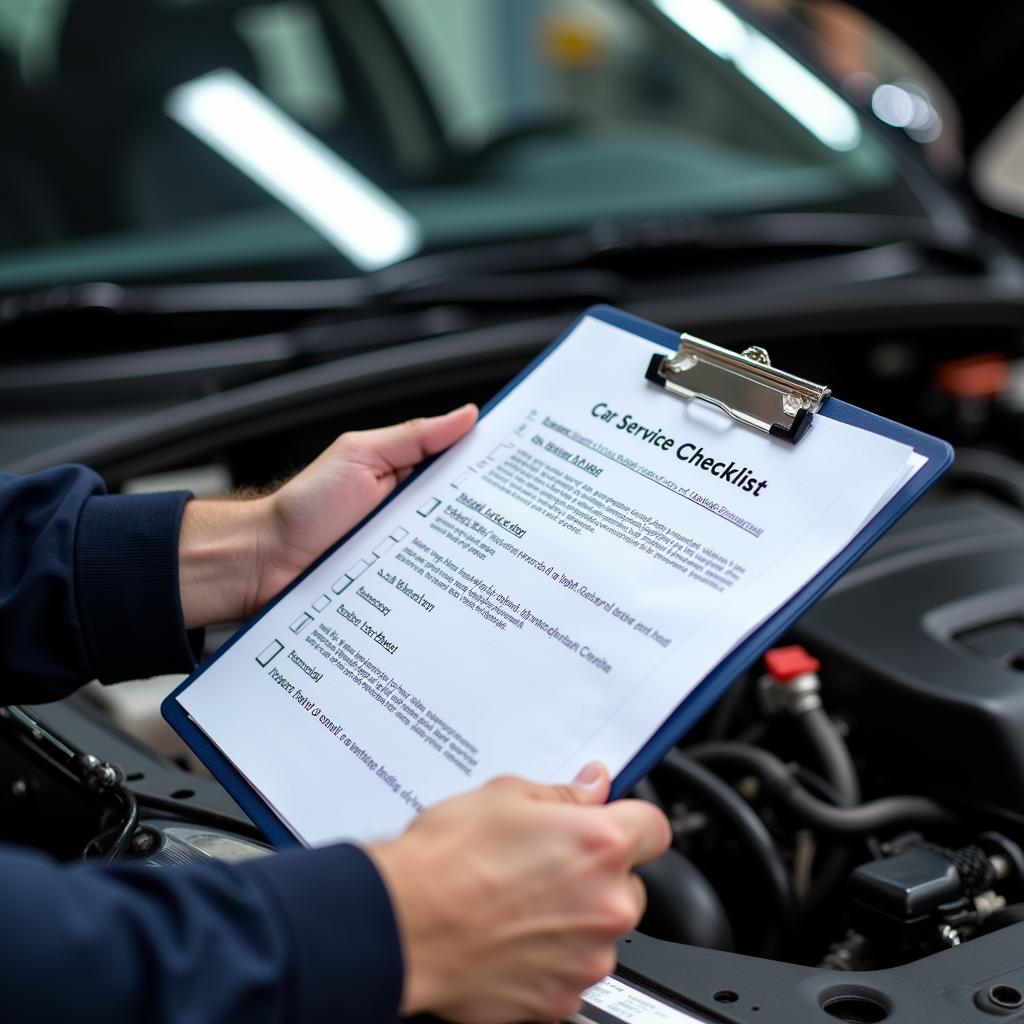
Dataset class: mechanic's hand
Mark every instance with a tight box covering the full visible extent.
[179,405,478,628]
[368,762,671,1024]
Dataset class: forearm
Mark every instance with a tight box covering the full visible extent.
[0,842,403,1023]
[0,467,199,700]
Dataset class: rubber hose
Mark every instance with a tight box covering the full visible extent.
[686,741,957,835]
[659,750,798,948]
[799,706,861,805]
[632,776,663,806]
[637,848,735,951]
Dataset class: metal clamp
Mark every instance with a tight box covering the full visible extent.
[645,333,830,444]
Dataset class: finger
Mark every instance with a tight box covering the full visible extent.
[626,872,648,922]
[530,762,611,807]
[351,405,478,472]
[603,800,672,866]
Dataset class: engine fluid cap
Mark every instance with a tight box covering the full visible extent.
[765,645,821,682]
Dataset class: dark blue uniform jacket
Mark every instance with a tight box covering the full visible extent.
[0,466,403,1022]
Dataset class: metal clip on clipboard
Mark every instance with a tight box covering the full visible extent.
[645,333,830,444]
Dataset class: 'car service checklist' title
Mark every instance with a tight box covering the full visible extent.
[591,402,769,497]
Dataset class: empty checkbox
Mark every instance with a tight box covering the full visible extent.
[312,594,330,612]
[289,613,313,635]
[389,526,408,542]
[373,537,395,557]
[256,640,284,667]
[417,497,441,517]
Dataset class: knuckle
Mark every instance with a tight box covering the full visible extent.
[579,947,617,987]
[549,783,585,805]
[583,818,631,862]
[596,893,641,936]
[633,876,649,919]
[648,806,673,852]
[545,991,584,1021]
[486,774,523,796]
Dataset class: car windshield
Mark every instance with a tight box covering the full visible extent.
[0,0,909,291]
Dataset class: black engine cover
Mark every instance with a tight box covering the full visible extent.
[794,492,1024,817]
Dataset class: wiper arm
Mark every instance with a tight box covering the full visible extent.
[0,212,1002,324]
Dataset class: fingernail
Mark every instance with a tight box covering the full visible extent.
[573,761,603,787]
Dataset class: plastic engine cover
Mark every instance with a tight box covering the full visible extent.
[794,493,1024,816]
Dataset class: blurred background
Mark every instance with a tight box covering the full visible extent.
[13,4,1024,985]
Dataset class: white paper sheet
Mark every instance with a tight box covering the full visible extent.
[178,315,916,846]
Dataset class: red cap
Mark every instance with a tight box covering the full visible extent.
[764,645,820,683]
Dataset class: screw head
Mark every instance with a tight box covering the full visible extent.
[130,832,155,855]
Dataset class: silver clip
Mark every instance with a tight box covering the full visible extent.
[645,333,830,444]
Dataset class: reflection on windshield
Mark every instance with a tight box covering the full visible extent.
[0,0,908,291]
[653,0,860,150]
[168,70,420,271]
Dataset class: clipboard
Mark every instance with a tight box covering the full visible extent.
[163,304,953,848]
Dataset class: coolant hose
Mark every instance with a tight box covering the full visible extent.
[686,742,957,835]
[659,750,798,947]
[799,705,860,806]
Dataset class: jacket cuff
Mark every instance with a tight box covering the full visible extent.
[75,491,203,683]
[243,844,404,1023]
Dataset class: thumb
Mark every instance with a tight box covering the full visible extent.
[537,761,611,806]
[354,404,478,472]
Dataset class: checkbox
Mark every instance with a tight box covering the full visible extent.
[373,537,395,557]
[289,613,313,635]
[346,559,372,580]
[389,526,408,542]
[256,640,284,667]
[450,471,472,489]
[332,576,353,594]
[417,497,441,517]
[312,594,331,612]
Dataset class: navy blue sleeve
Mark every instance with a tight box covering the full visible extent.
[0,466,201,702]
[0,841,404,1023]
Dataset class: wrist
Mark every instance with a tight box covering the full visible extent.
[366,840,449,1017]
[178,496,275,628]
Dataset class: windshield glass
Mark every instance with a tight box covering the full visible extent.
[0,0,911,291]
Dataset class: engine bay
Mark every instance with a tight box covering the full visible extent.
[8,321,1024,1022]
[601,489,1024,1021]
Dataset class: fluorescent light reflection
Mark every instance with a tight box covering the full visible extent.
[653,0,861,152]
[167,70,420,271]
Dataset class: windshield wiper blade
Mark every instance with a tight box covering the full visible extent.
[0,212,1003,324]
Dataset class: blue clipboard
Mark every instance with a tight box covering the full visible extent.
[163,304,953,848]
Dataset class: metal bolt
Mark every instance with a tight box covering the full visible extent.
[975,891,1007,921]
[130,832,155,856]
[939,924,962,948]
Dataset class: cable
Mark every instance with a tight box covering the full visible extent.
[947,448,1024,510]
[658,750,798,950]
[799,706,861,805]
[103,788,139,861]
[685,742,958,835]
[706,674,751,741]
[631,776,663,806]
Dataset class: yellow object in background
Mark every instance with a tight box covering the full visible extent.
[541,15,607,68]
